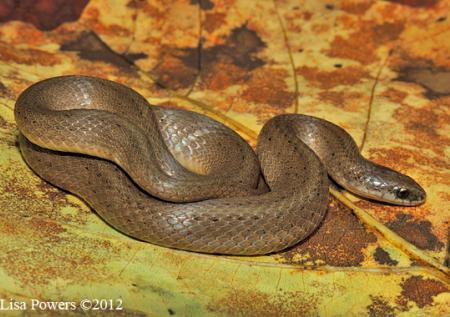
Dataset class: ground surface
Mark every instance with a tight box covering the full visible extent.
[0,0,449,316]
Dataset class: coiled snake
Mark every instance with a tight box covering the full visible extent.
[15,76,426,255]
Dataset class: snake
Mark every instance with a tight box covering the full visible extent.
[14,75,426,255]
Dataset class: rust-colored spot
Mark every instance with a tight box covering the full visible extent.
[191,0,214,10]
[61,31,145,70]
[1,163,88,228]
[326,21,403,65]
[297,66,370,89]
[204,12,226,33]
[393,100,450,157]
[152,24,266,90]
[29,216,66,238]
[340,0,374,14]
[126,0,147,9]
[82,6,133,37]
[367,296,396,317]
[381,87,408,104]
[201,60,246,91]
[373,247,398,266]
[241,68,295,109]
[398,276,448,308]
[0,231,117,286]
[3,23,45,46]
[0,0,89,31]
[327,34,376,65]
[371,23,405,44]
[0,42,61,66]
[387,214,444,251]
[318,90,367,112]
[280,197,377,266]
[0,163,124,286]
[387,0,439,7]
[208,289,319,317]
[151,47,199,90]
[310,23,331,34]
[366,147,449,184]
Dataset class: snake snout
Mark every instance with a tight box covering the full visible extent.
[393,182,426,206]
[383,173,427,206]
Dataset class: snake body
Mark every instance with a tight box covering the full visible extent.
[15,76,426,255]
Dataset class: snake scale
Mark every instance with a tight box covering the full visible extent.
[15,76,426,255]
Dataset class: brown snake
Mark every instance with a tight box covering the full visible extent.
[15,76,426,255]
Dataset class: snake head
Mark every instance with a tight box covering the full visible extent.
[388,178,426,206]
[362,165,426,206]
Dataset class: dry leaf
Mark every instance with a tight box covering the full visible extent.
[0,0,449,316]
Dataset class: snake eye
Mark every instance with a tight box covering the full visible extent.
[396,188,410,199]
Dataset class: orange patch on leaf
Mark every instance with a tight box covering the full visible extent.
[366,146,449,187]
[371,23,405,44]
[318,90,368,112]
[310,23,331,34]
[340,0,374,14]
[280,198,377,266]
[242,68,295,109]
[151,48,198,90]
[297,66,370,89]
[367,296,396,317]
[82,6,132,37]
[1,24,46,46]
[204,12,226,33]
[208,289,319,317]
[398,276,448,308]
[326,20,404,65]
[387,214,444,251]
[201,60,246,91]
[0,43,61,66]
[381,87,408,104]
[393,99,450,157]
